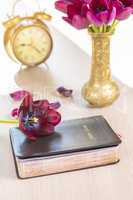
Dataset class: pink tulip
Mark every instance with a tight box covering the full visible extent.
[55,0,133,30]
[87,0,116,26]
[18,94,61,140]
[55,0,90,29]
[112,0,133,20]
[55,0,73,13]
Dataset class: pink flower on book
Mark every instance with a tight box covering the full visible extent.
[18,94,61,140]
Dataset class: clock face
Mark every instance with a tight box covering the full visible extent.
[12,25,53,66]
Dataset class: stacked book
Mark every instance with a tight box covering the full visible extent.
[10,116,121,179]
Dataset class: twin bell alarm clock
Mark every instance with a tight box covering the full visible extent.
[3,12,53,67]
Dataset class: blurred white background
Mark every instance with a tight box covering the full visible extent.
[0,0,133,94]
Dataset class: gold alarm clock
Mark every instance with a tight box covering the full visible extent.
[3,12,53,67]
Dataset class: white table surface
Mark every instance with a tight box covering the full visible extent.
[0,24,133,200]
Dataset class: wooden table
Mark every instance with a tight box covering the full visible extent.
[0,26,133,200]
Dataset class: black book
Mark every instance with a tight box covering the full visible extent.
[10,115,121,179]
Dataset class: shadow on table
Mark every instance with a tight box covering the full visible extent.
[15,66,57,94]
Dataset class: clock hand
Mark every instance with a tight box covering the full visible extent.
[20,43,26,46]
[20,43,42,54]
[20,43,31,47]
[30,39,42,54]
[31,45,42,54]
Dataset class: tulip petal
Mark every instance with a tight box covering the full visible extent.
[43,123,55,134]
[46,109,61,126]
[57,87,73,97]
[50,102,61,110]
[11,108,19,118]
[63,16,73,25]
[10,90,30,101]
[55,0,72,13]
[96,10,109,23]
[33,100,49,110]
[108,7,116,23]
[19,122,37,140]
[69,0,83,10]
[67,4,78,19]
[112,0,123,11]
[116,7,132,20]
[72,14,89,29]
[19,94,33,114]
[120,0,133,8]
[87,11,103,26]
[81,3,90,16]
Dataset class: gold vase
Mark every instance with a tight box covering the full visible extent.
[82,32,120,107]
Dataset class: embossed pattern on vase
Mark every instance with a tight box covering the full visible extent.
[91,34,110,82]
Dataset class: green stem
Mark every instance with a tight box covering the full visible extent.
[0,120,19,124]
[103,24,107,33]
[109,20,119,33]
[88,26,94,32]
[99,26,103,33]
[91,25,99,33]
[88,21,118,33]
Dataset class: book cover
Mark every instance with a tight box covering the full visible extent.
[10,116,121,179]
